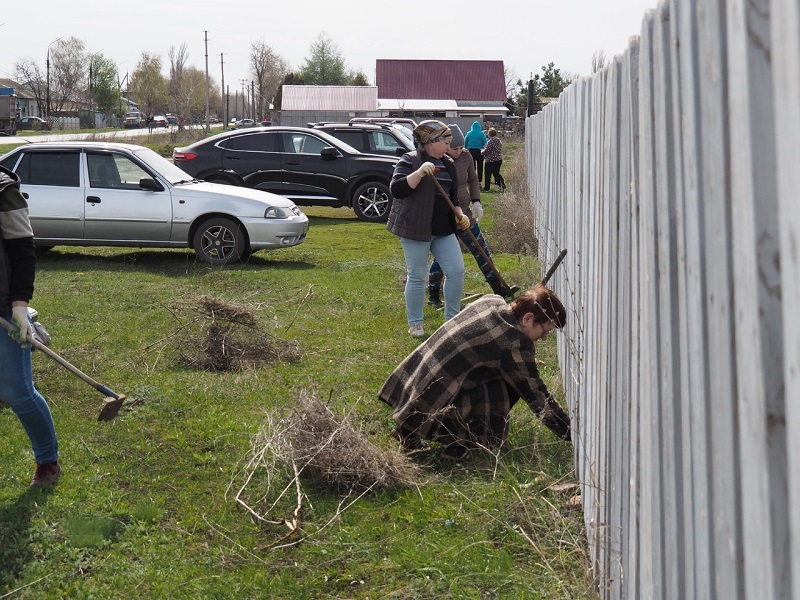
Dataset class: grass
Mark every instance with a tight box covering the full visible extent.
[0,141,594,599]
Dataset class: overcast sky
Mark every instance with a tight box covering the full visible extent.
[1,0,659,92]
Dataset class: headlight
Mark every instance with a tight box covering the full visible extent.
[264,206,291,219]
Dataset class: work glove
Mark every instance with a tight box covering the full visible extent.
[10,306,32,347]
[472,201,484,222]
[415,162,436,178]
[455,213,470,230]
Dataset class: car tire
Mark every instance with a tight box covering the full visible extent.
[193,217,250,265]
[352,181,392,222]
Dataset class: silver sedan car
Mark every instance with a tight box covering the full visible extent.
[0,141,309,264]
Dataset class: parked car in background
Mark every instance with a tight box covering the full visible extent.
[308,121,414,157]
[235,118,256,129]
[0,141,309,264]
[173,126,400,222]
[16,116,52,131]
[166,114,178,125]
[123,111,146,128]
[150,115,168,128]
[349,117,417,131]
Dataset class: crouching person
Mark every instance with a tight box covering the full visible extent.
[378,284,571,460]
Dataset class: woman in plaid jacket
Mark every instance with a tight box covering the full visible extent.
[379,284,571,460]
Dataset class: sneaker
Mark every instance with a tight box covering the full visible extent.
[392,427,429,451]
[408,324,425,337]
[441,444,469,461]
[31,461,61,487]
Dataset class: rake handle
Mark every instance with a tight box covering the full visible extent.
[0,316,123,399]
[541,249,568,286]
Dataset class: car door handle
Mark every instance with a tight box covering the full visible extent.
[224,155,240,160]
[285,160,300,166]
[86,196,102,203]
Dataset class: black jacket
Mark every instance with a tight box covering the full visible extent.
[0,165,36,314]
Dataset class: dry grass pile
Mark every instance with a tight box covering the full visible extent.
[172,295,301,372]
[259,388,422,494]
[230,389,423,546]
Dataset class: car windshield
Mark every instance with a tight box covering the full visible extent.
[131,147,198,184]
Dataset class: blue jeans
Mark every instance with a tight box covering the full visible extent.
[400,235,465,324]
[429,223,499,292]
[0,317,59,464]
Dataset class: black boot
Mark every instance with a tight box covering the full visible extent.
[489,278,520,298]
[428,288,443,308]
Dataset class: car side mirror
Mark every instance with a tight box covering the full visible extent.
[139,177,163,191]
[395,147,407,157]
[320,147,340,160]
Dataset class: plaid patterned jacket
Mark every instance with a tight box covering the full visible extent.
[378,295,571,445]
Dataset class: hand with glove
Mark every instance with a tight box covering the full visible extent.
[10,305,32,347]
[455,212,470,230]
[472,201,484,222]
[415,161,436,178]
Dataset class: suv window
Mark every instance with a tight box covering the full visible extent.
[15,151,80,187]
[225,132,279,152]
[282,133,327,155]
[331,130,364,151]
[371,131,407,154]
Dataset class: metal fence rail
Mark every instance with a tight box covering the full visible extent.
[525,0,799,597]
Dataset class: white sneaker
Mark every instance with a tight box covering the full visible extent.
[408,324,425,338]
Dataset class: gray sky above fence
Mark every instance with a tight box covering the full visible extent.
[0,0,657,90]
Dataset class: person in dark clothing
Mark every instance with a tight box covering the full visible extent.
[427,125,519,306]
[387,120,470,338]
[482,128,506,192]
[379,284,571,460]
[0,166,60,487]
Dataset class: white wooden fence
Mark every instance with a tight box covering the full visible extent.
[526,0,799,597]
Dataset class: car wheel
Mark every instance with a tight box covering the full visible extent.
[352,181,392,222]
[193,217,250,265]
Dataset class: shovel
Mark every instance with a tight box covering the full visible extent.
[0,316,126,421]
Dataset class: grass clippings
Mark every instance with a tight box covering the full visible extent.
[172,294,301,372]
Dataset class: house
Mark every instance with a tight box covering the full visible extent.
[277,60,509,133]
[0,78,39,119]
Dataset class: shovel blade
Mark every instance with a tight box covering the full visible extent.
[97,395,126,422]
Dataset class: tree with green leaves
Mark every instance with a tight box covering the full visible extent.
[531,62,574,102]
[90,55,121,116]
[298,32,348,85]
[129,52,169,118]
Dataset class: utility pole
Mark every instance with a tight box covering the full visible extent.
[239,79,247,119]
[220,53,225,126]
[251,80,256,122]
[203,30,210,132]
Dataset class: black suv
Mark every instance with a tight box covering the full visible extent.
[308,122,414,157]
[174,127,399,222]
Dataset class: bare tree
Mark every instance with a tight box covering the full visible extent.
[591,50,607,74]
[250,41,288,120]
[168,43,190,116]
[50,37,87,113]
[14,58,46,115]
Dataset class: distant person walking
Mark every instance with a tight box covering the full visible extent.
[482,128,506,192]
[464,121,488,182]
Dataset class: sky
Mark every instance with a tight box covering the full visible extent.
[0,0,660,93]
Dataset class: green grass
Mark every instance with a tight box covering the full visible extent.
[0,146,593,599]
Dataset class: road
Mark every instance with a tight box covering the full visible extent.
[2,123,223,144]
